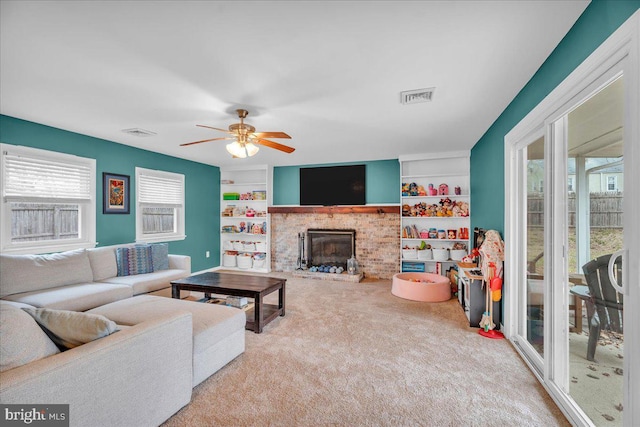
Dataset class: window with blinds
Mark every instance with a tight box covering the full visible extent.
[135,167,185,242]
[0,143,96,254]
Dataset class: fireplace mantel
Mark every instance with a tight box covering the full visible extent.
[268,205,399,214]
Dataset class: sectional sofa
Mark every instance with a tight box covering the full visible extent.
[0,245,246,427]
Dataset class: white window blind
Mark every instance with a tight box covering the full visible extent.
[3,151,93,202]
[135,167,185,242]
[138,171,184,206]
[0,143,96,254]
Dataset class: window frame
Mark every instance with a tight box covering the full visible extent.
[567,176,574,192]
[135,167,186,243]
[0,143,96,254]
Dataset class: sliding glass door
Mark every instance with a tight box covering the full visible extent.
[564,76,625,426]
[504,14,638,426]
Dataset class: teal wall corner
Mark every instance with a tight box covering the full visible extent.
[273,159,400,205]
[0,115,220,272]
[470,1,639,236]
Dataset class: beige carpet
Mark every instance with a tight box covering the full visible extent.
[163,274,568,426]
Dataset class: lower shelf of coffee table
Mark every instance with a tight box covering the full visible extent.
[245,303,282,330]
[200,297,282,331]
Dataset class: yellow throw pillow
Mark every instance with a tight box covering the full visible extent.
[22,307,117,350]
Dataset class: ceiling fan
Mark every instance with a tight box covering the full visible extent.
[181,109,295,158]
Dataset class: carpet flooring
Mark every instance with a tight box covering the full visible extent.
[163,274,568,426]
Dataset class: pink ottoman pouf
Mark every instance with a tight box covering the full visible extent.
[392,272,452,302]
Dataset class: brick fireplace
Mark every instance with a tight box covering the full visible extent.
[269,206,400,279]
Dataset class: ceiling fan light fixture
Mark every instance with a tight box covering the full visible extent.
[245,142,259,157]
[226,141,246,158]
[225,141,259,158]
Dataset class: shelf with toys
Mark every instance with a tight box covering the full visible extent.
[220,165,272,273]
[399,152,470,275]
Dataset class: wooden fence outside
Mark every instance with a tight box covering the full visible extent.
[11,203,79,242]
[142,207,175,234]
[528,192,623,228]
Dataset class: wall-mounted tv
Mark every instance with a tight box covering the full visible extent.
[300,164,366,206]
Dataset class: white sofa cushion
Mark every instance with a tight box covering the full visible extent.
[101,269,191,295]
[22,307,118,350]
[0,249,94,298]
[1,283,133,312]
[87,247,118,281]
[0,301,60,372]
[88,295,246,386]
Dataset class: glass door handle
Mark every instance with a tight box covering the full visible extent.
[608,249,625,294]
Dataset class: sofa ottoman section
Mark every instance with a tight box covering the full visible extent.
[87,295,246,386]
[0,309,193,427]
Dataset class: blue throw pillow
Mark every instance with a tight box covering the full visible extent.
[150,243,169,271]
[116,246,153,276]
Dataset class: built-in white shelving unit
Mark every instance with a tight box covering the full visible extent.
[399,151,470,275]
[220,165,272,273]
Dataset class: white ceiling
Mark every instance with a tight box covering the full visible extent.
[0,1,590,168]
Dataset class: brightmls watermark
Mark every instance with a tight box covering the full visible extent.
[1,405,68,426]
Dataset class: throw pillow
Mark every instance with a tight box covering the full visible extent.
[150,243,169,271]
[0,302,60,372]
[22,307,117,350]
[116,246,153,276]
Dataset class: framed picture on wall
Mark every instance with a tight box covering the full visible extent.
[103,172,130,214]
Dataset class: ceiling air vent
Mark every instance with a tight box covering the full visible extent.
[400,87,435,105]
[122,128,157,137]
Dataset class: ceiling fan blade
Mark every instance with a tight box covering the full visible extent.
[196,124,235,134]
[254,138,295,153]
[180,137,233,147]
[252,131,291,139]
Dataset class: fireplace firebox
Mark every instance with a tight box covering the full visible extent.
[306,229,356,269]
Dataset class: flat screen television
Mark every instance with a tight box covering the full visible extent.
[300,164,366,206]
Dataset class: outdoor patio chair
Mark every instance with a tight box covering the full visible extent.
[581,253,623,361]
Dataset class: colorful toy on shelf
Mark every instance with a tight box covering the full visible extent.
[457,227,470,240]
[239,221,246,233]
[438,183,449,195]
[428,183,437,196]
[454,186,461,195]
[448,229,457,239]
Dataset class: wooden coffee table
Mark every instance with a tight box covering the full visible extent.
[170,272,286,333]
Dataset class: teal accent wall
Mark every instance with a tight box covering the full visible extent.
[0,115,220,272]
[273,159,399,205]
[470,1,639,235]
